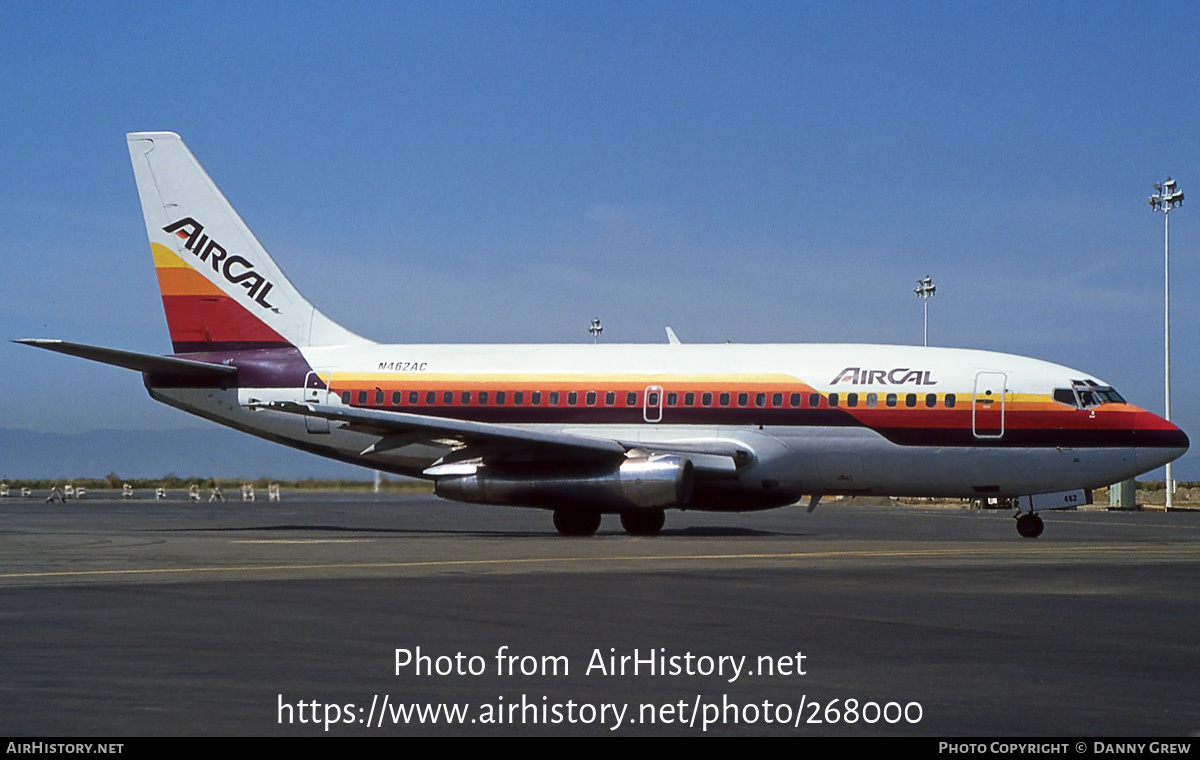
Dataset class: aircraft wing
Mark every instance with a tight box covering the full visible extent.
[254,400,626,460]
[252,400,740,474]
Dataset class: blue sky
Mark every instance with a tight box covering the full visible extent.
[3,2,1200,477]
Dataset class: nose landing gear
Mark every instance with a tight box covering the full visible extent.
[1015,511,1044,538]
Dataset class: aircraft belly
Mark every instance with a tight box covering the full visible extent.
[773,426,1141,497]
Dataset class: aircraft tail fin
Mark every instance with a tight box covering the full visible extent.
[126,132,371,354]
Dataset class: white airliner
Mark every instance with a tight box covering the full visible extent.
[17,132,1188,538]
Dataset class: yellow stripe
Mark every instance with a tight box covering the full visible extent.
[331,373,802,384]
[151,242,193,269]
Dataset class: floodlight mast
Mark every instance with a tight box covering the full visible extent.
[1148,178,1184,511]
[588,317,603,344]
[914,276,936,347]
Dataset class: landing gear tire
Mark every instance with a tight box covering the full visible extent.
[553,508,602,537]
[620,509,666,537]
[1015,512,1044,539]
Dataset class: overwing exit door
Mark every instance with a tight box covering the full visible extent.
[303,371,331,434]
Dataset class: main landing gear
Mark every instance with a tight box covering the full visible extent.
[552,508,602,537]
[1014,511,1044,539]
[620,509,666,537]
[551,508,667,537]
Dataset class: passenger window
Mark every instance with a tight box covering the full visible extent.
[702,392,713,406]
[514,391,524,405]
[737,392,748,407]
[773,393,783,407]
[829,393,839,407]
[667,392,678,406]
[443,391,453,405]
[532,391,542,405]
[604,391,615,405]
[568,391,578,405]
[756,393,767,407]
[392,391,402,405]
[461,391,471,404]
[809,393,820,407]
[496,391,506,405]
[685,392,696,406]
[719,392,730,406]
[905,393,917,408]
[358,390,367,405]
[886,393,897,408]
[790,393,801,407]
[408,390,419,405]
[341,391,351,404]
[586,391,597,406]
[478,391,488,405]
[549,391,559,405]
[866,393,878,408]
[375,389,384,405]
[945,393,956,408]
[426,391,436,405]
[925,393,936,408]
[648,391,659,405]
[847,393,858,407]
[627,392,637,406]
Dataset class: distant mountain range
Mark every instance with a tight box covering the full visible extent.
[0,427,367,480]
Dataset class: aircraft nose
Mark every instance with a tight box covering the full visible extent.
[1135,413,1190,472]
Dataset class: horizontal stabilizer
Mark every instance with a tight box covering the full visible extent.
[14,340,238,378]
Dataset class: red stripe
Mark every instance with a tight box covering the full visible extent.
[160,294,290,349]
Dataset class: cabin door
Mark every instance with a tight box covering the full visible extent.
[972,371,1007,439]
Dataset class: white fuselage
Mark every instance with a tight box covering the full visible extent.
[147,342,1182,505]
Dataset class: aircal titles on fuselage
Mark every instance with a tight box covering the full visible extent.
[830,367,937,386]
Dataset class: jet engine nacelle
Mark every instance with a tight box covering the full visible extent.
[434,455,694,511]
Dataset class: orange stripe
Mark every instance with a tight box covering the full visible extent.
[155,266,224,297]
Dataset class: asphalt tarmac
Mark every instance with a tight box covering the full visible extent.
[1,493,1198,736]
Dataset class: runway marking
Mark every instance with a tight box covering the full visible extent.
[230,539,372,545]
[1,543,1197,582]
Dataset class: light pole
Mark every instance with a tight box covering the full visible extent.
[588,317,603,343]
[914,276,935,347]
[1148,178,1184,511]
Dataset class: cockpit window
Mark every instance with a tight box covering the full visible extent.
[1053,389,1076,406]
[1053,381,1126,409]
[1096,388,1126,404]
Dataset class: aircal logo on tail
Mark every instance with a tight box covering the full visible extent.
[163,218,276,310]
[831,367,937,386]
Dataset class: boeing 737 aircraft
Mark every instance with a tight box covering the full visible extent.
[17,132,1189,537]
